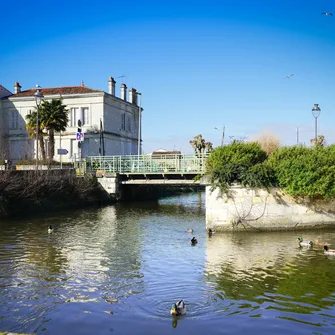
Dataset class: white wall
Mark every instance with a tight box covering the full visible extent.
[206,186,335,231]
[2,90,141,163]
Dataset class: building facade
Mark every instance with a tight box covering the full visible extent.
[0,77,142,163]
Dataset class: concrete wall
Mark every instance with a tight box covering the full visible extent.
[96,173,120,200]
[206,186,335,231]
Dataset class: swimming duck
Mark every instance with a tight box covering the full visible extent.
[186,228,193,233]
[314,239,330,246]
[48,225,54,234]
[208,228,216,235]
[170,300,187,316]
[191,237,198,245]
[297,237,313,247]
[324,245,335,255]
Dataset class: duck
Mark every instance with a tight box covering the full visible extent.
[314,239,330,246]
[191,237,198,245]
[324,245,335,255]
[208,228,216,236]
[186,228,193,233]
[48,225,54,234]
[170,300,187,316]
[297,237,313,247]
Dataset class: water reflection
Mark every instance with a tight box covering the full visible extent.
[1,193,335,334]
[205,231,335,327]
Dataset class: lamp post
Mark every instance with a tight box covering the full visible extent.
[136,92,142,156]
[214,125,225,146]
[34,85,44,170]
[135,91,142,172]
[312,104,321,143]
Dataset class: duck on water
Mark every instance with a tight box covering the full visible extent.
[170,300,186,316]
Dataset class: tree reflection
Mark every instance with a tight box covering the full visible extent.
[206,232,335,314]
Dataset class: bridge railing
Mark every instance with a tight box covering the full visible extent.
[85,154,209,175]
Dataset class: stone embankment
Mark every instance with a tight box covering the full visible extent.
[206,186,335,231]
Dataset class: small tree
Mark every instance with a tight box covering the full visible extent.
[26,110,47,161]
[26,99,69,162]
[39,99,69,161]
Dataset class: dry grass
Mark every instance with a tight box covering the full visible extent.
[254,131,280,156]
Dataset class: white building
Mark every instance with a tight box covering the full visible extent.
[0,77,142,163]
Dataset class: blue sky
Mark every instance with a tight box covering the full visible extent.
[1,0,335,153]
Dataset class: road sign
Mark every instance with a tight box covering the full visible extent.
[57,149,68,155]
[76,132,84,141]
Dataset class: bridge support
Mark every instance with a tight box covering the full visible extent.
[96,172,122,201]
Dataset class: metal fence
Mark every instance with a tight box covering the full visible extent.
[84,154,209,175]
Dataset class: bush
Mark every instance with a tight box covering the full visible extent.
[206,142,335,200]
[267,145,335,199]
[206,141,275,192]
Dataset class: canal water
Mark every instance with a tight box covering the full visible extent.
[1,192,335,335]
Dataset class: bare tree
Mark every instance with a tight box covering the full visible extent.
[310,135,325,147]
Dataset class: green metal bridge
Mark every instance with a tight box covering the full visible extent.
[82,153,209,176]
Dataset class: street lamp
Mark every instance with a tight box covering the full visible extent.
[214,125,225,146]
[312,104,321,143]
[136,91,142,156]
[34,85,44,170]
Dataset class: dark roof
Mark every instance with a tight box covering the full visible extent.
[151,150,182,155]
[8,86,103,98]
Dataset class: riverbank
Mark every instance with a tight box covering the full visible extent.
[206,186,335,231]
[0,170,113,218]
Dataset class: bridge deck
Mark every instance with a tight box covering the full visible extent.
[84,154,208,176]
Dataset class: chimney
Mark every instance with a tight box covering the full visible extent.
[14,82,21,94]
[108,76,116,96]
[129,88,138,104]
[120,83,127,101]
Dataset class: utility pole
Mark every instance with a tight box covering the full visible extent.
[214,125,225,146]
[221,125,225,146]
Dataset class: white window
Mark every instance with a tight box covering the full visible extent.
[71,107,89,127]
[11,110,19,129]
[82,107,89,125]
[71,108,79,127]
[121,113,126,131]
[127,115,131,132]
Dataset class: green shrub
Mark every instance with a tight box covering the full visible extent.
[206,141,275,192]
[206,142,335,200]
[267,145,335,199]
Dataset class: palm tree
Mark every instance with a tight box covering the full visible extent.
[26,110,47,161]
[26,99,69,162]
[189,134,213,155]
[39,99,69,161]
